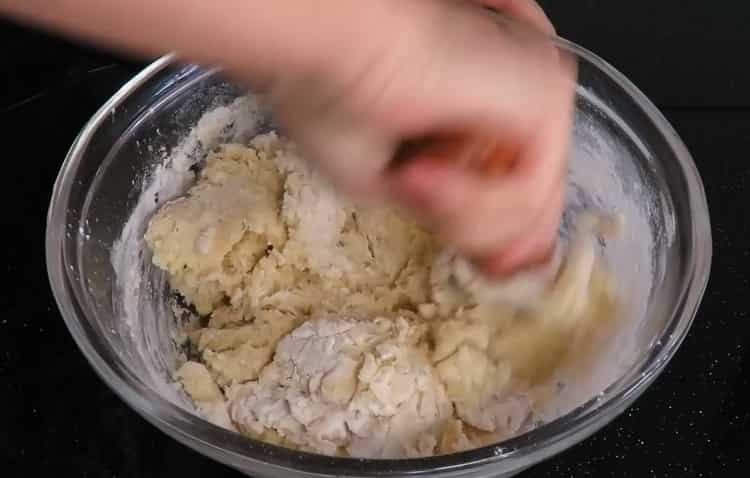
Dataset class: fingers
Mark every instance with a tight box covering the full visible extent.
[477,177,565,276]
[387,42,574,273]
[389,148,564,256]
[473,0,556,36]
[269,0,575,276]
[479,92,572,274]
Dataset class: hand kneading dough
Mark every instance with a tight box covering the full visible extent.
[145,132,620,458]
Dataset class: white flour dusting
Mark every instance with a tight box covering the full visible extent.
[111,95,269,404]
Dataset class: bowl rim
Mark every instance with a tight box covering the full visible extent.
[46,38,712,476]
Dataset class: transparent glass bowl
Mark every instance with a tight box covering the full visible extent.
[47,39,711,478]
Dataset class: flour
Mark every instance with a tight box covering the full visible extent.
[111,95,269,404]
[227,317,453,458]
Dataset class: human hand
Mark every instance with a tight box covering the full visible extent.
[0,0,573,276]
[268,0,576,276]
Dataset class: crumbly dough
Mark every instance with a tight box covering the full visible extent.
[145,132,619,458]
[227,317,453,457]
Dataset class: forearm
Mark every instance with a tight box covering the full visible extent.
[0,0,370,85]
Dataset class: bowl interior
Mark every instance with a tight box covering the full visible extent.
[48,47,709,477]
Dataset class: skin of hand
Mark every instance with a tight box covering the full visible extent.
[270,0,577,276]
[1,0,575,277]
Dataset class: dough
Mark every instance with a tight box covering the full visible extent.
[145,143,286,315]
[145,132,619,458]
[228,317,453,458]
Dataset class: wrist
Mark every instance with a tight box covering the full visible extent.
[225,0,399,88]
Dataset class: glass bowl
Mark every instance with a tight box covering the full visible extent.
[46,38,711,478]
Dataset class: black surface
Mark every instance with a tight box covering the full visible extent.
[1,2,749,477]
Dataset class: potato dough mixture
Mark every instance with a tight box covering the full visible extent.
[145,132,618,458]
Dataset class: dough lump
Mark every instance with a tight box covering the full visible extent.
[145,132,619,458]
[228,317,453,458]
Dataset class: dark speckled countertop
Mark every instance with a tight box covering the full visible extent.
[1,1,749,477]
